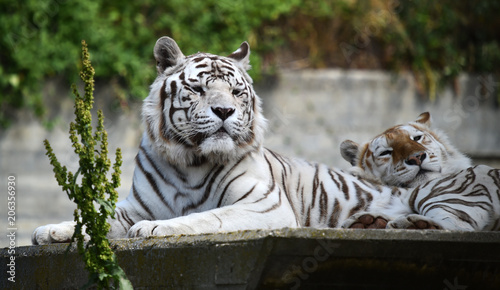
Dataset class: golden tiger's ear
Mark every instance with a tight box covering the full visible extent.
[415,112,432,127]
[154,36,185,74]
[340,140,360,166]
[228,41,251,71]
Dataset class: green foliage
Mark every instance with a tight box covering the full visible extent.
[385,1,500,99]
[1,0,499,126]
[43,40,131,289]
[256,0,500,100]
[0,0,300,127]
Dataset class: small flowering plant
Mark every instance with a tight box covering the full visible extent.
[44,40,132,289]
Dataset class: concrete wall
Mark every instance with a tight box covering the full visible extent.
[2,229,500,289]
[1,69,499,247]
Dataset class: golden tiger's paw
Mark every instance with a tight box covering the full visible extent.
[387,214,442,230]
[342,212,392,229]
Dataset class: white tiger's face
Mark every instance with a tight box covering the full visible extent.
[341,112,472,187]
[143,37,266,166]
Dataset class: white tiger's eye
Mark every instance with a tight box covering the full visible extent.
[413,135,422,141]
[379,150,392,157]
[232,89,242,96]
[192,86,204,95]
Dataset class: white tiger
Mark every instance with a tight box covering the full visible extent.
[340,113,500,230]
[32,38,500,245]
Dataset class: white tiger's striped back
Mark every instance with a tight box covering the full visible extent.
[113,134,410,235]
[115,138,500,237]
[263,149,409,228]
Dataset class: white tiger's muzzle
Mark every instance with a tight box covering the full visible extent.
[193,101,246,159]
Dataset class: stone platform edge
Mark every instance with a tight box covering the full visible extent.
[2,228,500,289]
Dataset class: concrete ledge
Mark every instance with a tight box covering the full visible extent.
[2,228,500,289]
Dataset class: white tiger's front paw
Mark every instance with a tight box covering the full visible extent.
[127,220,157,238]
[127,220,192,238]
[387,214,442,230]
[31,221,88,245]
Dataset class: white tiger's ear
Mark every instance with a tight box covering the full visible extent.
[228,41,251,71]
[340,140,360,166]
[154,36,185,74]
[415,112,432,127]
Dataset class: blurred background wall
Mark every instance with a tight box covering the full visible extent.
[1,0,499,246]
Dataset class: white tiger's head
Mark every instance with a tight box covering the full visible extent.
[143,37,267,166]
[340,112,472,187]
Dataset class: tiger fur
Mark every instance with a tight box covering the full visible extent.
[340,112,472,188]
[32,38,500,244]
[340,113,500,230]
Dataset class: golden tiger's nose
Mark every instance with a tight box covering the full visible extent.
[212,106,235,121]
[405,152,426,166]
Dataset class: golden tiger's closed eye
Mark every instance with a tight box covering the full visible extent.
[413,135,422,141]
[379,150,392,157]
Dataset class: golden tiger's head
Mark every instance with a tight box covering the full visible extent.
[340,112,472,187]
[143,37,267,166]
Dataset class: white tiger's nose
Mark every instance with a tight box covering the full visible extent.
[211,106,235,121]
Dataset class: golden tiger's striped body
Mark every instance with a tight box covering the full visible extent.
[404,165,500,231]
[32,38,500,245]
